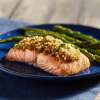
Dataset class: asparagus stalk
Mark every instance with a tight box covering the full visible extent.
[86,48,100,56]
[54,25,98,44]
[54,25,100,49]
[80,49,100,62]
[87,42,100,49]
[22,28,100,50]
[21,28,69,43]
[21,28,100,62]
[95,55,100,62]
[80,48,95,62]
[0,36,24,43]
[22,28,84,43]
[0,28,80,44]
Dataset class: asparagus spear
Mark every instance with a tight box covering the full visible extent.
[95,55,100,62]
[54,25,100,49]
[22,28,100,49]
[80,48,95,62]
[87,42,100,49]
[86,48,100,56]
[0,28,81,45]
[22,28,85,44]
[0,36,24,43]
[21,28,100,62]
[78,48,100,63]
[21,28,69,43]
[54,25,98,44]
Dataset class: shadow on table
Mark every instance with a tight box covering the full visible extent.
[0,76,99,100]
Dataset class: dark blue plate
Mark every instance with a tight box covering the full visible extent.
[0,24,100,80]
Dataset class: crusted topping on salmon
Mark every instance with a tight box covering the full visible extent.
[14,35,80,62]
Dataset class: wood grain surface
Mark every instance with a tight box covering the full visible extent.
[0,0,100,28]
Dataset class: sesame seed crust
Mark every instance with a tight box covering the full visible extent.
[14,35,80,62]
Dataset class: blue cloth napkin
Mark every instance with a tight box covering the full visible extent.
[0,18,99,100]
[0,18,30,33]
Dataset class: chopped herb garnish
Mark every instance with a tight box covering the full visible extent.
[14,35,80,62]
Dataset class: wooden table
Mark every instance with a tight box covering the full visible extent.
[0,0,100,100]
[0,0,100,28]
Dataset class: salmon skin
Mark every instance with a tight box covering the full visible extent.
[6,48,90,76]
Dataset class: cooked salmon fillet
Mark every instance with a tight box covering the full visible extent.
[6,48,90,76]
